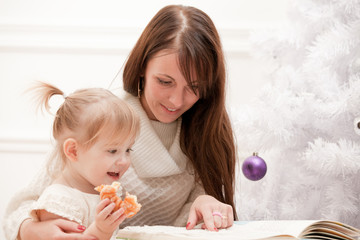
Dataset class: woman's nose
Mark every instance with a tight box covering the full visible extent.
[169,88,184,108]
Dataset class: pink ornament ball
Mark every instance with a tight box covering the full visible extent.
[242,152,267,181]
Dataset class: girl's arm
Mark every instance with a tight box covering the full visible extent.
[84,199,126,240]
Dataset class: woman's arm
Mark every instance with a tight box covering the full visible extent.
[20,200,121,240]
[2,166,95,240]
[19,218,95,240]
[186,195,234,231]
[173,181,205,227]
[3,167,51,240]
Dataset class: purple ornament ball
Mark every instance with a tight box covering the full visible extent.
[242,152,267,181]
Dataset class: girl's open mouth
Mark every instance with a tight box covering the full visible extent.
[107,172,119,177]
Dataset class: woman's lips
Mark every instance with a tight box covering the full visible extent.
[162,104,178,113]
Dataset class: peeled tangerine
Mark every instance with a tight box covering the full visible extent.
[94,181,141,218]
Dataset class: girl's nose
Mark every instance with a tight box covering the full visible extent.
[115,155,130,166]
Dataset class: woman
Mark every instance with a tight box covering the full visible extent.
[3,5,237,240]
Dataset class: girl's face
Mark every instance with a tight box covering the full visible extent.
[71,136,133,194]
[140,50,200,123]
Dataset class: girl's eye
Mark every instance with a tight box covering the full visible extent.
[108,149,117,154]
[126,148,133,153]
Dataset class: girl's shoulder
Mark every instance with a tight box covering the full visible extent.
[31,184,99,225]
[41,184,99,201]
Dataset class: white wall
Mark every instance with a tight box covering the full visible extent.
[0,0,288,238]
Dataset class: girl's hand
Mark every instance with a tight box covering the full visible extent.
[93,198,126,234]
[19,218,97,240]
[186,195,234,231]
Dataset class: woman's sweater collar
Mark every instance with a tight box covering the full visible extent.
[124,94,188,178]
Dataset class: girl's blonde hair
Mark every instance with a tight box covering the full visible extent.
[31,82,140,179]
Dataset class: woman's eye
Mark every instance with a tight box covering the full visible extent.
[191,85,199,93]
[108,149,117,154]
[126,148,133,153]
[187,85,199,95]
[158,78,172,85]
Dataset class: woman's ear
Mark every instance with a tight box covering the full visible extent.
[63,138,78,162]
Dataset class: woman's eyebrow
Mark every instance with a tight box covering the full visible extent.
[157,73,198,85]
[157,73,175,80]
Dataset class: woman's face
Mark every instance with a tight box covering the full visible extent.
[140,50,200,123]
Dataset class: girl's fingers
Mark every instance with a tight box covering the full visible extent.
[97,202,116,219]
[113,209,127,225]
[107,207,125,222]
[95,198,111,214]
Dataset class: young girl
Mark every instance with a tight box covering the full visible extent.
[28,82,140,240]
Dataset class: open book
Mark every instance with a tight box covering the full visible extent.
[116,220,360,240]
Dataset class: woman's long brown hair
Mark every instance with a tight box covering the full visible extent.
[123,5,237,219]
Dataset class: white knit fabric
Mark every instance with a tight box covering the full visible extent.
[29,184,119,238]
[29,184,99,226]
[118,94,205,227]
[2,93,205,240]
[150,120,177,150]
[127,95,188,178]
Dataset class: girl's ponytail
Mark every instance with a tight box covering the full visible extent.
[29,81,65,114]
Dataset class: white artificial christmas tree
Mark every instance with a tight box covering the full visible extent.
[233,0,360,227]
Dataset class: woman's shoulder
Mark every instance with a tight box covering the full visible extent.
[116,90,132,100]
[122,92,139,105]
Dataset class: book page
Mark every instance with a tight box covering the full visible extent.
[302,227,352,240]
[300,221,360,240]
[116,220,318,240]
[230,221,317,239]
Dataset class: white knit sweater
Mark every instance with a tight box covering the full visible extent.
[2,93,205,240]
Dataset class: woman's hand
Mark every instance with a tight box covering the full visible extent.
[19,218,97,240]
[186,195,234,231]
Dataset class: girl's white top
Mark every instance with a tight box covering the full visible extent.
[2,93,204,240]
